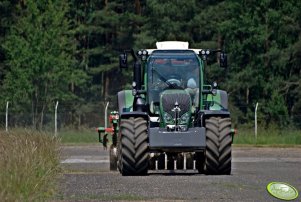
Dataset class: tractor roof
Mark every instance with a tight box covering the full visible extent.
[156,41,189,49]
[145,41,202,55]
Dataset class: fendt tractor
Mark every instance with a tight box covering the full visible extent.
[112,41,234,175]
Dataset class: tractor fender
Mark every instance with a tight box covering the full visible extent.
[218,90,228,110]
[202,110,230,118]
[117,90,134,114]
[196,110,230,127]
[206,90,228,111]
[119,112,149,121]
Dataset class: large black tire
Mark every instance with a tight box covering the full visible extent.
[109,145,117,171]
[117,132,122,172]
[205,117,232,175]
[118,117,149,176]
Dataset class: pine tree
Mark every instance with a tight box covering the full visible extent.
[219,0,301,127]
[2,0,86,129]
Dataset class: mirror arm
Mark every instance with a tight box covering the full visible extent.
[130,49,138,62]
[121,49,138,61]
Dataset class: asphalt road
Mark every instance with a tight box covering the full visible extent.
[57,145,301,201]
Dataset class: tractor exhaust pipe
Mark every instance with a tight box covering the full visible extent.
[133,61,142,92]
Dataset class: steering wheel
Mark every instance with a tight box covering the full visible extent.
[167,74,181,81]
[165,74,183,89]
[167,78,181,86]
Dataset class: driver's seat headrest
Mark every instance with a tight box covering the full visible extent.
[187,78,197,89]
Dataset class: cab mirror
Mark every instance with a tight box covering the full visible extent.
[119,53,128,68]
[220,52,227,68]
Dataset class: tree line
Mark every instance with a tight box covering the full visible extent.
[0,0,300,129]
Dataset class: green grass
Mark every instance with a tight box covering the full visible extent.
[57,126,301,146]
[58,129,99,144]
[233,127,301,146]
[57,127,301,146]
[0,130,60,201]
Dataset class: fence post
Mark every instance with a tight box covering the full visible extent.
[255,102,259,142]
[105,102,109,129]
[55,101,59,136]
[6,101,9,132]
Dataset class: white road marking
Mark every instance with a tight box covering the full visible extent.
[60,156,301,164]
[61,159,109,164]
[232,157,301,163]
[61,156,109,164]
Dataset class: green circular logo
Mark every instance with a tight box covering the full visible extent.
[267,182,299,201]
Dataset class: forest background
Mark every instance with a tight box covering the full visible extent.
[0,0,300,131]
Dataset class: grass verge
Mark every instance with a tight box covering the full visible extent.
[233,128,301,146]
[0,130,60,201]
[57,127,301,146]
[58,129,99,144]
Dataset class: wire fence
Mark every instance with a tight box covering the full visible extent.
[1,103,300,133]
[0,112,103,133]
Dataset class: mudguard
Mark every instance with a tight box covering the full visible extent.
[117,90,134,114]
[206,90,228,111]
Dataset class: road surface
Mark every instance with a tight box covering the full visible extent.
[57,145,301,201]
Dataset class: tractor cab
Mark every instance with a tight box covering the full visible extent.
[147,50,201,130]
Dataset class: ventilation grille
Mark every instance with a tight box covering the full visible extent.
[161,92,191,118]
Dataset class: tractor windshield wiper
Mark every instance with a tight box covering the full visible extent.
[152,67,167,82]
[151,67,182,89]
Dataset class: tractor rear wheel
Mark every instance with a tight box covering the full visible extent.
[205,117,232,175]
[118,117,149,176]
[109,145,117,171]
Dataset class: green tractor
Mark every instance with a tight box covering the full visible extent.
[116,41,234,175]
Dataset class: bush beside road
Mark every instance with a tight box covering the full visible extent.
[0,130,60,201]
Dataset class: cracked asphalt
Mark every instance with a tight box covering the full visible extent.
[56,145,301,201]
